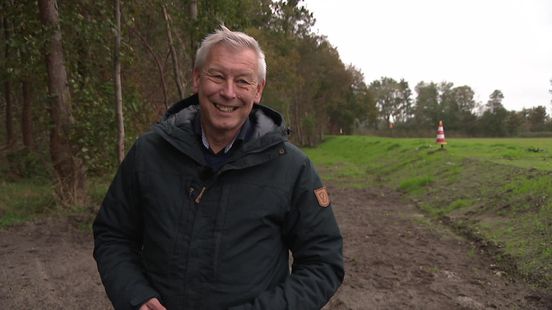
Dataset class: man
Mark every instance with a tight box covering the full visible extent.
[93,26,343,310]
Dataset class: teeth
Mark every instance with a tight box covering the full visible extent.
[214,103,237,112]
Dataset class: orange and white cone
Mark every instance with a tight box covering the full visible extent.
[436,120,447,147]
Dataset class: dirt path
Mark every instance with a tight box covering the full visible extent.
[0,185,550,309]
[0,217,112,309]
[324,185,551,310]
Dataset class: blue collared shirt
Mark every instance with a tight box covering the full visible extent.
[193,113,252,171]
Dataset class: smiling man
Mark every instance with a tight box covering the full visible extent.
[93,26,344,310]
[194,42,264,154]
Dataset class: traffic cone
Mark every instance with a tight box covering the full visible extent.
[436,120,447,148]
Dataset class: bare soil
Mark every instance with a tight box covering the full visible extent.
[0,184,550,309]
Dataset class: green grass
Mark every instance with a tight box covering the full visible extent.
[446,138,552,170]
[0,178,56,228]
[305,135,552,288]
[306,136,552,173]
[0,176,109,229]
[399,176,433,193]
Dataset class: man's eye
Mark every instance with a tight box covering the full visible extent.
[238,79,257,88]
[206,73,224,82]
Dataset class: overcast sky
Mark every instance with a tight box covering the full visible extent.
[302,0,552,112]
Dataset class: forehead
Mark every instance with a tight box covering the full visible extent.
[204,44,258,75]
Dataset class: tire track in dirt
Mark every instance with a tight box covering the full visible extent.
[33,255,63,306]
[324,185,551,310]
[0,218,112,309]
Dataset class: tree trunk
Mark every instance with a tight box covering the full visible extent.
[38,0,87,206]
[21,80,33,149]
[132,28,168,111]
[162,4,185,99]
[114,0,125,163]
[189,0,198,67]
[190,0,198,20]
[3,14,15,148]
[292,97,303,146]
[3,81,15,148]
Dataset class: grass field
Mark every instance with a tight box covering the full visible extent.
[305,135,552,288]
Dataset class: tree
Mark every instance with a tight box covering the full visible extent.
[486,89,504,113]
[526,106,547,132]
[188,0,198,67]
[369,77,410,129]
[439,83,477,133]
[21,80,33,148]
[16,1,42,150]
[393,79,413,124]
[38,0,86,206]
[327,65,361,134]
[505,111,525,136]
[438,82,456,129]
[0,0,372,175]
[413,81,440,129]
[2,8,16,148]
[114,0,125,163]
[131,27,169,110]
[343,65,377,132]
[478,90,508,136]
[252,0,343,145]
[292,36,350,145]
[1,0,44,152]
[452,86,476,113]
[162,3,186,99]
[451,85,477,134]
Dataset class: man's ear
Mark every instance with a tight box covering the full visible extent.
[254,80,266,103]
[192,69,200,93]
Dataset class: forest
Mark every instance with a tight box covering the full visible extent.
[1,0,552,206]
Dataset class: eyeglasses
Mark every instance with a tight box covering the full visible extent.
[201,70,258,93]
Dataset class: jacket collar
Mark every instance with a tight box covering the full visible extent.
[153,94,289,168]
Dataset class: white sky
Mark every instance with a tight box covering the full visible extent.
[302,0,552,112]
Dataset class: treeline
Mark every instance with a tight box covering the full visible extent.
[367,79,552,137]
[0,0,551,205]
[1,0,372,205]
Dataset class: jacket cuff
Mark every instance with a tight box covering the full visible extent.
[128,284,160,309]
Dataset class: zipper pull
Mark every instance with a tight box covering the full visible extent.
[194,186,206,204]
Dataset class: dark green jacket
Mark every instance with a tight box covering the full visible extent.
[93,95,344,309]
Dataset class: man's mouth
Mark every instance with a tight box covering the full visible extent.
[214,103,238,112]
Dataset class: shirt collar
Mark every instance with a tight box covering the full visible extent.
[193,113,251,154]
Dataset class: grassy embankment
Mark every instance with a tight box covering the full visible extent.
[304,136,552,289]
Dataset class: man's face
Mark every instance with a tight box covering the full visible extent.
[193,44,265,137]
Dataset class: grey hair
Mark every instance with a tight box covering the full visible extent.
[194,25,267,82]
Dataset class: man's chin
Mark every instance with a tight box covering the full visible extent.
[210,122,241,133]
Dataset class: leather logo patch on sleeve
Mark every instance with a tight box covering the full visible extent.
[314,187,330,208]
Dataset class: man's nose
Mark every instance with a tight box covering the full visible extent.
[220,79,237,99]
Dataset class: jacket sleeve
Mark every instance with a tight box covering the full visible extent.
[93,144,160,310]
[229,158,344,310]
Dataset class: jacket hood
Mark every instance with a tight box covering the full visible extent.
[160,94,288,139]
[152,94,289,160]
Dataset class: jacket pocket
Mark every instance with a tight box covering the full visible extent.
[215,182,289,286]
[138,171,193,279]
